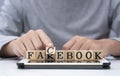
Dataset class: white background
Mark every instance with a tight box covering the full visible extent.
[0,56,120,76]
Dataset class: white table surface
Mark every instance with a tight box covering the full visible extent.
[0,56,120,76]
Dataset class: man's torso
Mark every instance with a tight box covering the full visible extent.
[21,0,112,49]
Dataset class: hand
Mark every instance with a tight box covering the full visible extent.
[63,36,120,56]
[0,29,54,57]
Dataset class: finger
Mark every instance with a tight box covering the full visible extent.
[20,33,35,50]
[80,40,91,50]
[13,49,22,57]
[11,40,22,57]
[28,30,43,50]
[36,30,54,47]
[70,39,84,50]
[70,36,88,50]
[63,37,76,50]
[15,38,26,57]
[89,43,100,50]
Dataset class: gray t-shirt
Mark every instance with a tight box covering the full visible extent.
[0,0,120,49]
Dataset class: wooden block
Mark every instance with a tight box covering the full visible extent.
[64,50,75,62]
[93,50,104,61]
[36,50,45,62]
[46,47,56,62]
[26,51,36,61]
[56,50,64,62]
[75,50,84,62]
[84,50,94,61]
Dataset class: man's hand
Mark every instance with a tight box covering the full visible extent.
[0,29,54,57]
[63,36,120,56]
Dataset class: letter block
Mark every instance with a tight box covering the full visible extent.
[94,50,104,61]
[26,51,36,61]
[75,50,84,62]
[36,50,45,62]
[84,50,94,61]
[46,47,56,62]
[64,50,75,62]
[56,50,64,62]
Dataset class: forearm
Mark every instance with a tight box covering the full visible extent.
[0,36,18,57]
[100,39,120,56]
[0,0,23,58]
[0,43,16,58]
[109,40,120,56]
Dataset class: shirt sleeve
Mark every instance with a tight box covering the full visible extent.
[0,0,23,50]
[109,0,120,42]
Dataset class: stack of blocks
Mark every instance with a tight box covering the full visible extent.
[26,47,104,62]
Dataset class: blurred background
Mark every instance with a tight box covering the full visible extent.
[0,0,4,8]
